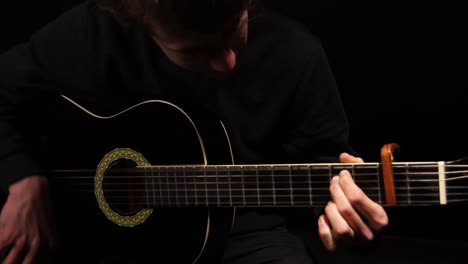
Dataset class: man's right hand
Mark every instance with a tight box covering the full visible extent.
[0,175,56,264]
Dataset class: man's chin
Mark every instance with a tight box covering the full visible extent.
[210,71,233,80]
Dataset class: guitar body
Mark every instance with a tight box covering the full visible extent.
[36,96,235,263]
[5,94,468,263]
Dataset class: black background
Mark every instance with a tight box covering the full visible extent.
[1,0,467,263]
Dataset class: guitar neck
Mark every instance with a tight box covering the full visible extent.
[134,161,464,207]
[50,161,468,208]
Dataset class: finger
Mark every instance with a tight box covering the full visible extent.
[2,235,26,264]
[330,175,373,240]
[21,237,40,264]
[338,171,388,232]
[0,231,13,257]
[339,152,364,163]
[324,199,355,241]
[318,214,335,251]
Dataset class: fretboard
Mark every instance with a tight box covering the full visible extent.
[53,161,468,208]
[136,161,465,207]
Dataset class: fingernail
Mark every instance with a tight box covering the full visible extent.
[318,215,325,225]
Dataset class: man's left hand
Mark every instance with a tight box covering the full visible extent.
[317,153,388,251]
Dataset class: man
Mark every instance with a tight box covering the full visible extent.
[0,0,388,263]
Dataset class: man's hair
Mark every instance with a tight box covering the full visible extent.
[97,0,253,34]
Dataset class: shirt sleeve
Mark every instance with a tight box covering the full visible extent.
[0,3,91,193]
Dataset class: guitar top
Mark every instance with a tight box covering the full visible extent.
[34,95,236,263]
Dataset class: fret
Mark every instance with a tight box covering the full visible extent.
[255,166,274,206]
[290,165,311,206]
[183,166,189,206]
[172,167,181,206]
[144,166,151,207]
[271,166,276,206]
[150,167,157,207]
[205,166,219,206]
[243,166,260,206]
[147,168,153,206]
[308,166,313,205]
[193,166,206,206]
[155,166,165,206]
[273,165,292,206]
[241,166,246,206]
[166,167,174,206]
[393,163,439,205]
[256,167,260,205]
[177,166,188,206]
[158,166,169,206]
[308,165,333,205]
[146,167,154,207]
[176,167,183,206]
[351,164,382,204]
[405,164,411,205]
[204,167,208,205]
[288,166,294,206]
[376,164,383,205]
[216,167,220,206]
[185,166,196,207]
[158,167,163,206]
[229,166,244,206]
[217,166,231,206]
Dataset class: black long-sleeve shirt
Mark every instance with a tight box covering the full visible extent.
[0,0,355,233]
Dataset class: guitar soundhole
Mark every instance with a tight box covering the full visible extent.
[102,159,145,215]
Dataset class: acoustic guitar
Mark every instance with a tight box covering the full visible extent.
[5,95,467,263]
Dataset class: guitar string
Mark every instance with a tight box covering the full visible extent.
[57,180,468,205]
[59,186,468,194]
[57,185,467,200]
[56,179,467,204]
[46,164,468,173]
[48,166,468,177]
[59,190,468,200]
[59,196,468,206]
[49,170,468,179]
[84,199,468,205]
[50,175,468,185]
[55,180,466,187]
[52,176,468,191]
[49,166,468,204]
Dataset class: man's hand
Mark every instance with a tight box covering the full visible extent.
[317,153,388,251]
[0,175,56,264]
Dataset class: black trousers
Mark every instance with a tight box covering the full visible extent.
[96,225,315,264]
[222,225,315,264]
